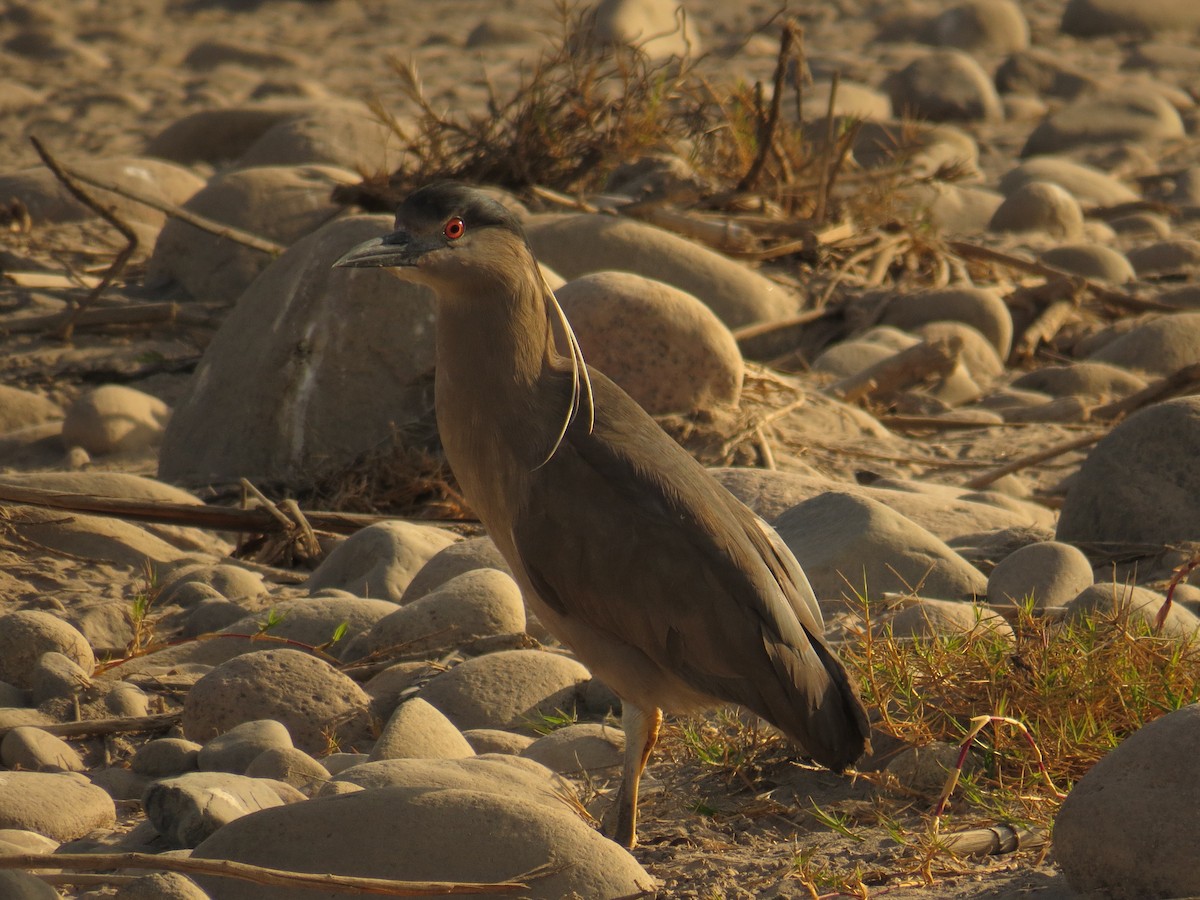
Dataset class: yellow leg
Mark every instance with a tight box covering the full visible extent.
[612,704,662,849]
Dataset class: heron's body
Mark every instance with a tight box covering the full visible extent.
[336,183,871,847]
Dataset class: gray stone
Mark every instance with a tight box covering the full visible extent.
[1022,88,1184,156]
[987,541,1094,609]
[880,285,1013,359]
[143,771,288,849]
[158,215,439,487]
[772,492,988,601]
[0,611,94,690]
[1061,0,1200,36]
[926,0,1028,54]
[244,747,330,795]
[520,723,625,774]
[144,102,330,165]
[29,652,90,706]
[589,0,700,59]
[998,157,1139,207]
[220,595,398,661]
[61,385,169,456]
[401,537,511,603]
[369,698,475,761]
[0,772,115,841]
[462,728,536,756]
[1056,703,1200,896]
[989,181,1083,239]
[236,105,404,173]
[197,719,293,774]
[365,569,526,659]
[158,564,266,605]
[853,121,980,179]
[328,754,575,807]
[0,386,61,434]
[307,522,457,603]
[0,871,58,900]
[1126,239,1200,277]
[1065,583,1200,639]
[886,598,1013,640]
[131,738,202,777]
[525,214,795,328]
[418,650,591,731]
[113,872,210,900]
[1011,362,1146,400]
[556,271,743,414]
[1040,244,1135,284]
[0,727,84,772]
[183,649,372,754]
[994,50,1097,99]
[885,49,1002,122]
[1088,313,1200,375]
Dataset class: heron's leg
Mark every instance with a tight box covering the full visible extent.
[612,703,662,849]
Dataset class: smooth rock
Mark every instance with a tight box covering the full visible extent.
[401,537,511,602]
[193,783,652,899]
[1065,583,1200,639]
[143,771,288,849]
[987,541,1094,609]
[900,183,1003,235]
[147,164,355,304]
[0,727,84,772]
[365,569,526,659]
[0,871,57,899]
[1022,88,1185,156]
[885,741,960,796]
[853,120,980,178]
[244,747,330,795]
[989,181,1083,238]
[772,492,988,601]
[219,595,398,661]
[363,662,437,720]
[158,564,266,605]
[556,271,744,414]
[880,286,1013,360]
[184,39,302,71]
[183,649,372,754]
[927,0,1028,54]
[307,521,457,603]
[0,386,62,434]
[1055,703,1200,897]
[1,505,185,568]
[131,738,202,777]
[369,697,475,761]
[886,598,1013,640]
[159,215,438,487]
[418,650,591,731]
[1088,313,1200,375]
[525,213,795,328]
[1061,0,1200,36]
[29,652,89,706]
[885,49,1002,122]
[236,105,403,172]
[61,385,169,456]
[1039,244,1135,283]
[113,872,211,900]
[520,723,625,774]
[998,157,1139,207]
[914,322,1005,385]
[328,754,574,805]
[0,772,115,841]
[994,49,1096,99]
[0,611,94,689]
[1011,362,1146,399]
[144,102,332,164]
[1126,239,1200,277]
[590,0,700,59]
[463,728,536,755]
[197,719,293,774]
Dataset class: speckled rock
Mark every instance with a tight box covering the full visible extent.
[0,772,115,841]
[244,747,330,795]
[369,697,475,761]
[158,215,438,487]
[192,782,653,899]
[143,771,289,849]
[463,728,536,756]
[183,649,372,754]
[880,286,1013,360]
[364,568,526,659]
[236,104,403,172]
[197,719,294,774]
[418,650,591,731]
[885,49,1002,122]
[556,271,743,414]
[1056,703,1200,897]
[525,214,795,328]
[0,727,83,773]
[401,537,512,603]
[989,181,1083,239]
[61,385,169,456]
[307,521,457,603]
[1022,88,1185,156]
[131,738,202,777]
[772,492,988,601]
[0,611,94,690]
[987,541,1094,609]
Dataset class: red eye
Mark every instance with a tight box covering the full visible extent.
[444,217,465,240]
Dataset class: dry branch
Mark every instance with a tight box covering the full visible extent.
[0,712,181,741]
[0,303,222,335]
[0,852,527,896]
[1091,363,1200,421]
[963,431,1104,490]
[737,20,797,192]
[1010,298,1078,362]
[938,824,1048,857]
[0,484,466,536]
[827,336,963,404]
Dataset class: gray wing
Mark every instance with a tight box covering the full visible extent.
[511,371,868,770]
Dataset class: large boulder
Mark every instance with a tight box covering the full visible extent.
[158,215,437,486]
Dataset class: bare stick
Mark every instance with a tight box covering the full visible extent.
[0,483,468,535]
[0,712,181,741]
[1091,363,1200,421]
[827,336,963,404]
[937,824,1049,857]
[879,414,1014,431]
[813,71,840,224]
[0,853,528,896]
[738,20,797,192]
[29,136,139,341]
[0,302,222,335]
[962,432,1103,490]
[1010,299,1077,362]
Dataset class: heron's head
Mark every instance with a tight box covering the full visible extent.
[333,182,532,292]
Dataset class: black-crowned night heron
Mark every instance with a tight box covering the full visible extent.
[335,182,870,848]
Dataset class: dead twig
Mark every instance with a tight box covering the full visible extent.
[0,302,223,335]
[29,136,139,342]
[737,20,797,192]
[1091,363,1200,422]
[827,336,963,404]
[0,852,530,896]
[937,824,1049,857]
[962,431,1104,491]
[1009,298,1078,363]
[0,712,181,741]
